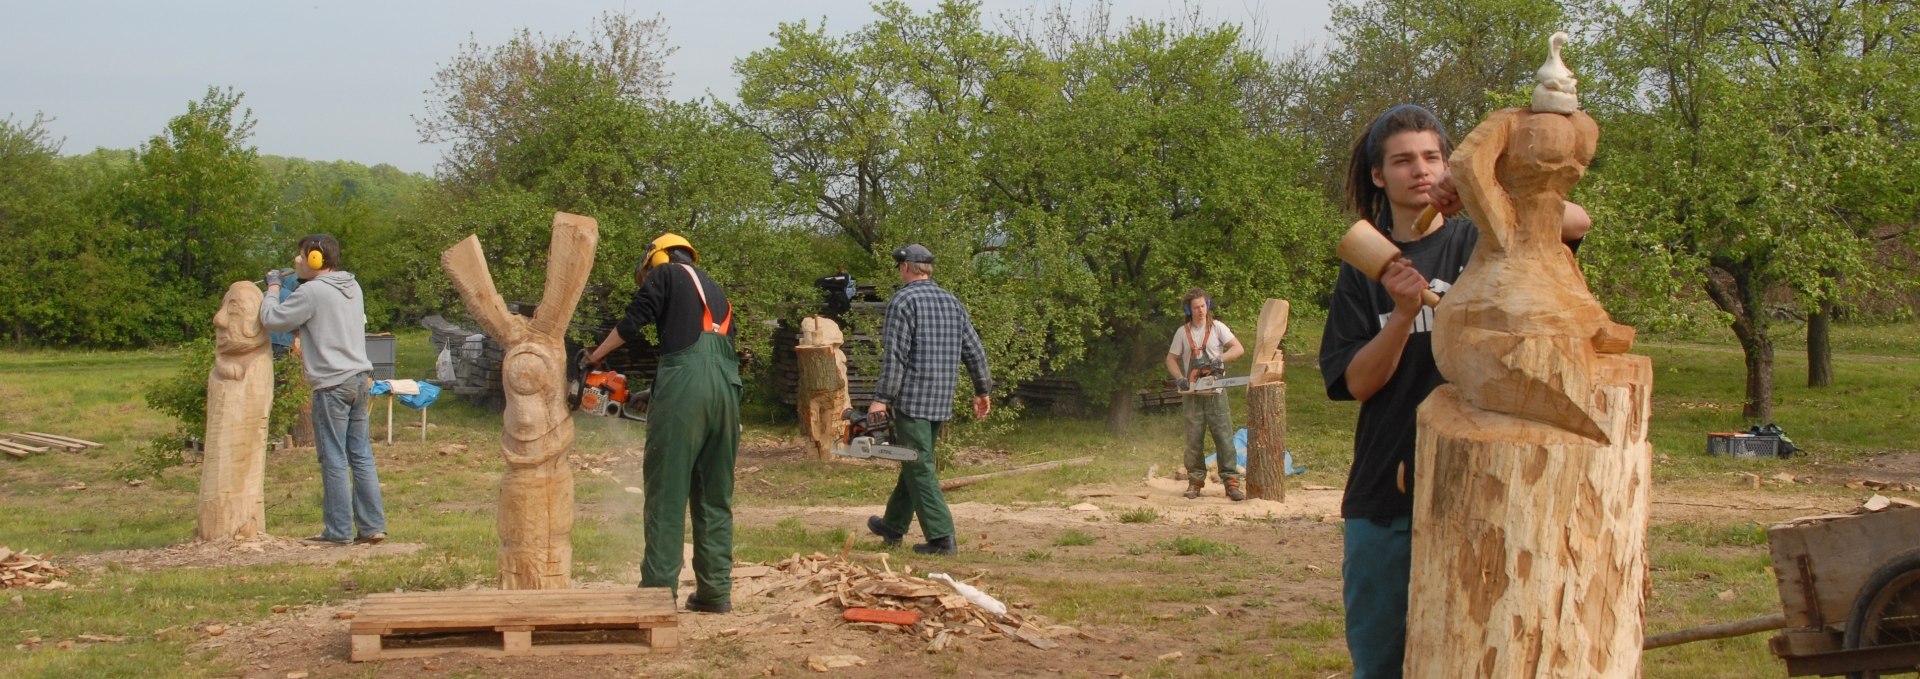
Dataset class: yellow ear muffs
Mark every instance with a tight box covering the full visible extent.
[307,249,324,270]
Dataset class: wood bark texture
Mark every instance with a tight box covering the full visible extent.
[1410,102,1652,678]
[1245,298,1289,501]
[796,316,851,461]
[198,282,273,542]
[440,212,599,589]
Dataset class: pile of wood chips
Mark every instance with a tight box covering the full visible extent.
[0,547,71,590]
[734,550,1108,653]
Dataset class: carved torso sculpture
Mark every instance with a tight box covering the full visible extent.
[441,213,599,589]
[198,281,273,541]
[1431,31,1634,442]
[1406,33,1652,678]
[797,316,851,461]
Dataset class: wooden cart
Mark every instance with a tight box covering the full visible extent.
[1647,506,1920,678]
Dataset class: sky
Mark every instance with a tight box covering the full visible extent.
[1,1,1329,176]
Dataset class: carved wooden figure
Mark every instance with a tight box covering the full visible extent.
[198,282,274,542]
[1244,299,1289,501]
[441,212,599,590]
[795,316,851,461]
[1407,32,1652,678]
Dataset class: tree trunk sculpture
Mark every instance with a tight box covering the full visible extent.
[198,281,273,542]
[441,212,599,590]
[1409,33,1652,678]
[1245,299,1289,501]
[796,316,850,461]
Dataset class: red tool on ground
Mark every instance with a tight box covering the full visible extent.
[843,607,921,626]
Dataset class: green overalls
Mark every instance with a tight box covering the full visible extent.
[639,265,742,606]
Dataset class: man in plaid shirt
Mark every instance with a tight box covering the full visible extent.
[864,243,992,556]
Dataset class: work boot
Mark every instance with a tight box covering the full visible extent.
[867,515,903,547]
[912,536,957,556]
[1225,478,1246,502]
[685,595,731,614]
[1183,480,1203,500]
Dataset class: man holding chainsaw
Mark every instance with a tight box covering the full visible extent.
[584,233,741,614]
[1166,287,1247,501]
[863,244,992,556]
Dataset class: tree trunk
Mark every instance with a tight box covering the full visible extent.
[796,344,849,461]
[1407,355,1652,678]
[1807,299,1833,388]
[1703,264,1774,422]
[1105,325,1146,435]
[1245,382,1286,501]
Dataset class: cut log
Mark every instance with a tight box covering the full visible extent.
[24,432,102,448]
[940,457,1095,491]
[6,433,81,451]
[1245,382,1286,502]
[0,442,30,459]
[1406,357,1652,678]
[1643,613,1786,650]
[795,316,851,462]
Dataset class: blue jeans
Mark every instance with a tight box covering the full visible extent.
[312,373,386,541]
[1344,516,1412,679]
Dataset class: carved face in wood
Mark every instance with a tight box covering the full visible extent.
[502,342,569,445]
[213,282,266,355]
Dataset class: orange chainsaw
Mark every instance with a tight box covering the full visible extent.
[568,350,649,421]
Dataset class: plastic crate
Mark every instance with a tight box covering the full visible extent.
[365,334,396,379]
[1707,433,1788,458]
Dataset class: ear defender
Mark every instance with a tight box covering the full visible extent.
[307,249,324,270]
[1183,296,1214,319]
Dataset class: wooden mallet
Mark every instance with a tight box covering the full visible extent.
[1337,219,1443,307]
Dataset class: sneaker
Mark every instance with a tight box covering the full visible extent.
[1225,478,1246,502]
[866,516,903,547]
[685,595,731,614]
[354,532,387,545]
[1183,481,1203,500]
[302,535,351,546]
[911,536,957,556]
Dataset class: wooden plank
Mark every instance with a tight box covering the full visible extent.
[0,444,28,459]
[0,439,48,453]
[5,433,80,451]
[23,432,102,448]
[350,634,383,662]
[354,642,658,661]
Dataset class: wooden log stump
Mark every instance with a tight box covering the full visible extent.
[441,212,598,590]
[1245,298,1290,501]
[1407,355,1651,678]
[1245,382,1286,501]
[198,282,273,541]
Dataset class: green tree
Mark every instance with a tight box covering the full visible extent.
[116,87,278,342]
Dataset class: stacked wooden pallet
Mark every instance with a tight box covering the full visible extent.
[0,432,102,459]
[348,588,678,661]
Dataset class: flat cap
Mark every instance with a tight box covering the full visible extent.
[892,243,935,264]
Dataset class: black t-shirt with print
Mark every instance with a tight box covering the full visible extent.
[1317,217,1478,520]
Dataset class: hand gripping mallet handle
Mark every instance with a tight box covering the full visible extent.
[1336,219,1443,307]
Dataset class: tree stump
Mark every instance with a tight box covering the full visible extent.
[1245,382,1286,501]
[796,316,850,461]
[441,212,598,590]
[1244,298,1289,501]
[198,282,273,542]
[1408,356,1651,678]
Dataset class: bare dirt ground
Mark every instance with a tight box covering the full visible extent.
[189,449,1920,679]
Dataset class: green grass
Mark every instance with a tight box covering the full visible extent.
[1,321,1916,678]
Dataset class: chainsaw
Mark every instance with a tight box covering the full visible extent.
[1180,355,1249,393]
[833,408,920,462]
[568,350,649,422]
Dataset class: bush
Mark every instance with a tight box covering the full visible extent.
[122,338,311,478]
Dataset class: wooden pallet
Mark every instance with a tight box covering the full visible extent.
[348,588,679,661]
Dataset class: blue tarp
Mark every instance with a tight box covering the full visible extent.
[369,380,441,410]
[1205,427,1306,475]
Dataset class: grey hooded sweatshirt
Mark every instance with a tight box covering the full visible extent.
[260,271,373,390]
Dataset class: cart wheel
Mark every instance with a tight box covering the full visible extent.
[1843,547,1920,679]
